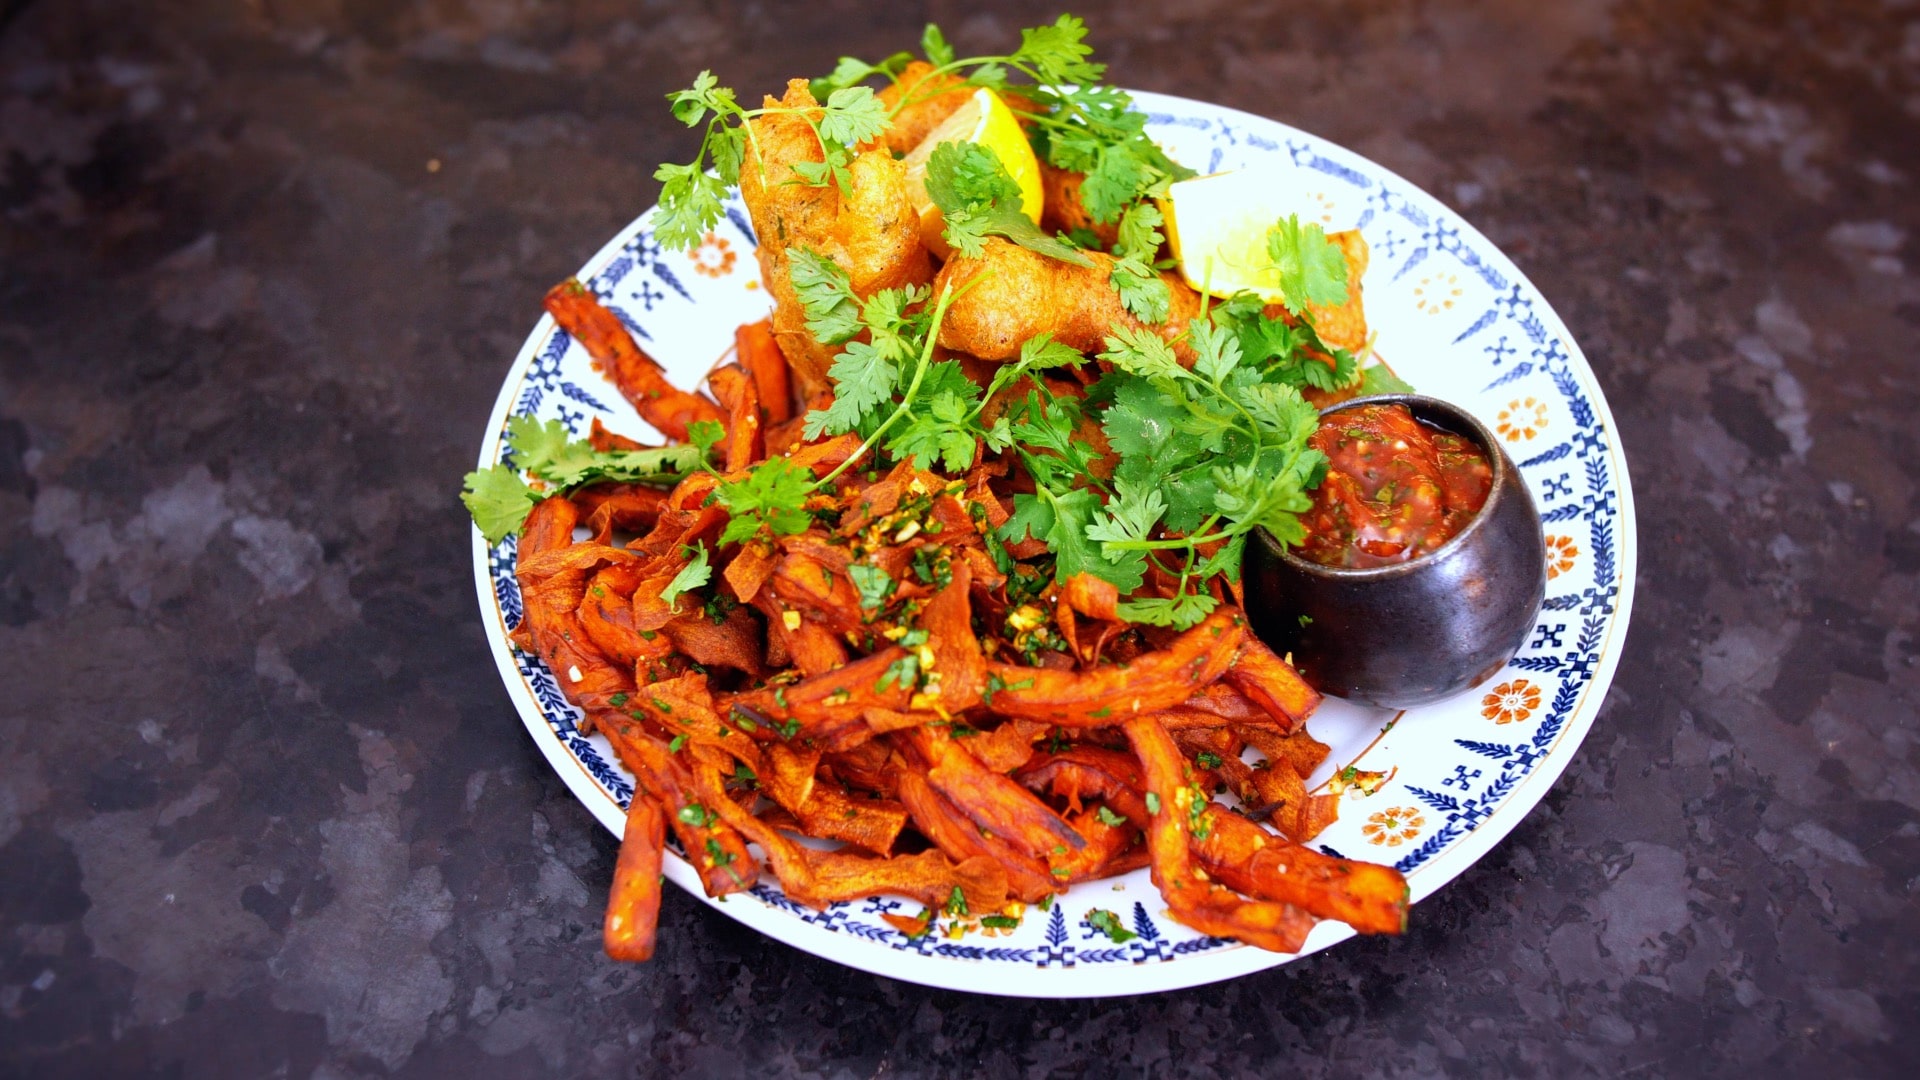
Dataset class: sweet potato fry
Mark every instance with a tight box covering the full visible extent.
[1194,810,1408,935]
[603,793,667,962]
[708,363,763,471]
[1123,716,1316,953]
[598,714,758,898]
[735,318,793,426]
[1223,632,1322,730]
[896,771,1058,903]
[981,608,1246,724]
[794,849,1008,913]
[911,727,1085,860]
[544,279,725,441]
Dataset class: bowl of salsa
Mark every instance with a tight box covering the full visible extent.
[1245,395,1547,708]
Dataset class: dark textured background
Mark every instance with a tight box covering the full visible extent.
[2,1,1916,1076]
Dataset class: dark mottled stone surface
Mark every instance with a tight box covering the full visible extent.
[1,1,1915,1076]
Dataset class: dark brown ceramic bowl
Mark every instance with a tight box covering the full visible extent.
[1244,394,1547,709]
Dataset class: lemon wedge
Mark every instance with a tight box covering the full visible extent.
[901,87,1043,258]
[1160,170,1309,302]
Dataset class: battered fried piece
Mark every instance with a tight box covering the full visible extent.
[798,849,1009,913]
[739,80,932,399]
[1039,162,1119,249]
[1305,230,1370,354]
[933,238,1203,363]
[1194,809,1408,935]
[735,318,793,425]
[543,279,725,441]
[980,608,1246,724]
[603,794,667,962]
[873,61,974,154]
[1122,716,1316,953]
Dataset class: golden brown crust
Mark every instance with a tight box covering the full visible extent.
[932,238,1202,362]
[740,80,933,399]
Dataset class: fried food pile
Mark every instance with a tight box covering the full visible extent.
[526,259,1409,962]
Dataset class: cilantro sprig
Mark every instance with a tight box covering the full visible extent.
[461,417,706,545]
[654,15,1192,257]
[712,258,970,542]
[923,142,1092,267]
[654,72,891,249]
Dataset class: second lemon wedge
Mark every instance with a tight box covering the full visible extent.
[1161,171,1310,303]
[900,87,1043,258]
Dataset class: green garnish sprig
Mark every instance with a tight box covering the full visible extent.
[653,15,1194,266]
[461,416,708,545]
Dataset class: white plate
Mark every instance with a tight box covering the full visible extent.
[470,90,1637,997]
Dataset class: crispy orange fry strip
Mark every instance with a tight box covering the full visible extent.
[603,793,667,962]
[735,318,793,425]
[599,715,758,898]
[1195,810,1407,935]
[708,363,763,471]
[1223,632,1322,730]
[911,727,1086,860]
[982,609,1246,724]
[796,849,1009,912]
[896,771,1059,903]
[543,278,724,441]
[1123,716,1316,953]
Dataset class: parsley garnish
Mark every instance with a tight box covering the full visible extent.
[659,541,713,613]
[1084,908,1137,944]
[460,416,707,544]
[1095,805,1127,827]
[925,141,1092,267]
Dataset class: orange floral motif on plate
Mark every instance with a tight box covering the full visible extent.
[1481,678,1542,725]
[1362,807,1426,847]
[691,233,736,278]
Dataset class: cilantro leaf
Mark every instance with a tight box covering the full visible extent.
[1045,487,1145,593]
[848,563,895,612]
[803,340,900,439]
[1358,362,1416,396]
[687,419,725,458]
[505,415,704,488]
[925,142,1095,267]
[810,52,913,100]
[787,248,863,344]
[1114,591,1218,630]
[1014,15,1105,86]
[716,458,816,545]
[920,23,954,66]
[924,140,1023,209]
[666,71,735,127]
[1083,907,1137,944]
[462,465,541,546]
[1108,255,1170,325]
[652,162,727,251]
[819,86,891,146]
[1114,201,1164,261]
[1266,214,1350,314]
[660,542,713,613]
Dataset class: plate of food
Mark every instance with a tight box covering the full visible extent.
[465,16,1635,997]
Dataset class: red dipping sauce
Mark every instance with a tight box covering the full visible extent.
[1297,403,1494,568]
